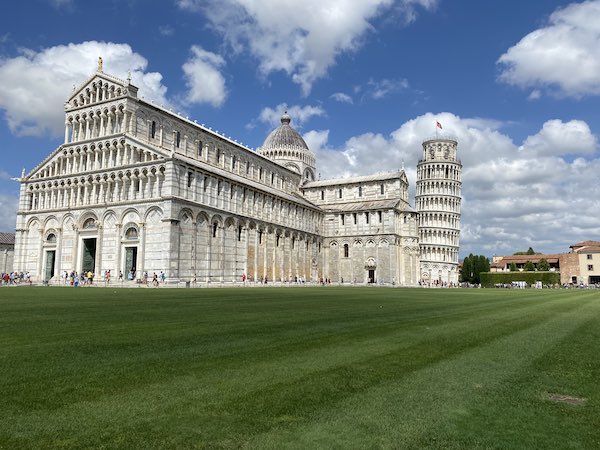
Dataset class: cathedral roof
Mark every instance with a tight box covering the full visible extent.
[0,232,15,245]
[321,198,414,213]
[304,170,407,188]
[261,113,310,151]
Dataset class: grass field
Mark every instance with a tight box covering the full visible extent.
[0,286,599,449]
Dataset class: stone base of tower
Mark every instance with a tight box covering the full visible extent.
[419,261,459,286]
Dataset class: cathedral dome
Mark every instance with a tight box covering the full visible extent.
[261,112,309,151]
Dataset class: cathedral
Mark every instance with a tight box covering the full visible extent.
[13,64,462,286]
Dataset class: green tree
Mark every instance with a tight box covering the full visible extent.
[461,254,490,283]
[461,254,474,283]
[509,262,518,272]
[526,247,535,255]
[537,258,550,271]
[524,260,535,271]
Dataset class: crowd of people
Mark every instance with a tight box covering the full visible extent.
[1,271,31,285]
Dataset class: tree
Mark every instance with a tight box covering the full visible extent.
[537,258,550,271]
[461,254,490,283]
[524,260,535,271]
[461,254,474,283]
[509,262,518,272]
[513,247,539,256]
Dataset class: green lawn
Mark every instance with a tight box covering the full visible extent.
[0,286,598,449]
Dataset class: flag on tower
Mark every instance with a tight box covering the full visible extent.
[436,121,443,129]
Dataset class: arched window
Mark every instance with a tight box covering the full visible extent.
[212,223,218,238]
[176,131,181,148]
[321,190,324,200]
[151,121,156,139]
[198,140,203,157]
[343,244,349,258]
[83,218,96,229]
[125,227,138,240]
[46,233,57,243]
[358,186,363,197]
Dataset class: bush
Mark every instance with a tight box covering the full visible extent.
[480,272,560,288]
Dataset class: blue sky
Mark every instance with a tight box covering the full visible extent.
[1,0,599,257]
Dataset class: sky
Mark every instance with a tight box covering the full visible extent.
[0,0,599,258]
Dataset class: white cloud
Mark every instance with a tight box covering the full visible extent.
[258,103,325,128]
[179,0,437,95]
[305,112,600,256]
[49,0,73,8]
[520,119,597,156]
[0,41,170,137]
[365,77,410,99]
[498,0,600,97]
[159,25,174,36]
[330,92,353,104]
[181,45,227,107]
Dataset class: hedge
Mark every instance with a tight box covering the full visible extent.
[479,272,561,288]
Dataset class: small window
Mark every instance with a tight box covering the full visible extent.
[246,161,250,174]
[46,233,57,243]
[341,215,345,225]
[343,244,349,258]
[276,235,280,247]
[258,230,263,245]
[587,254,593,260]
[259,168,263,180]
[125,227,138,240]
[271,173,275,185]
[321,190,324,200]
[83,218,96,229]
[176,131,181,148]
[588,265,594,271]
[187,171,193,188]
[365,212,369,224]
[212,223,218,238]
[238,225,242,241]
[151,121,156,139]
[353,213,357,225]
[378,211,382,223]
[339,188,342,199]
[358,186,362,197]
[198,140,203,157]
[232,156,236,170]
[203,176,208,192]
[380,184,384,194]
[216,149,221,162]
[217,180,222,195]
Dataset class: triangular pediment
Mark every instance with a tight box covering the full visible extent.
[26,138,166,182]
[66,70,137,109]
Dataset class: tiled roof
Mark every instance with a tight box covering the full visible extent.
[570,240,600,249]
[494,254,562,264]
[574,245,600,253]
[0,232,15,245]
[304,171,405,188]
[321,198,403,212]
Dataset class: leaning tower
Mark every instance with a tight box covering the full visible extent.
[415,138,462,284]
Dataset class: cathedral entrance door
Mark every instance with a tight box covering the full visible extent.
[125,247,138,279]
[44,250,56,281]
[82,238,96,274]
[368,269,375,284]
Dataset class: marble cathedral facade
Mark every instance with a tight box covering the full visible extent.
[13,65,461,285]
